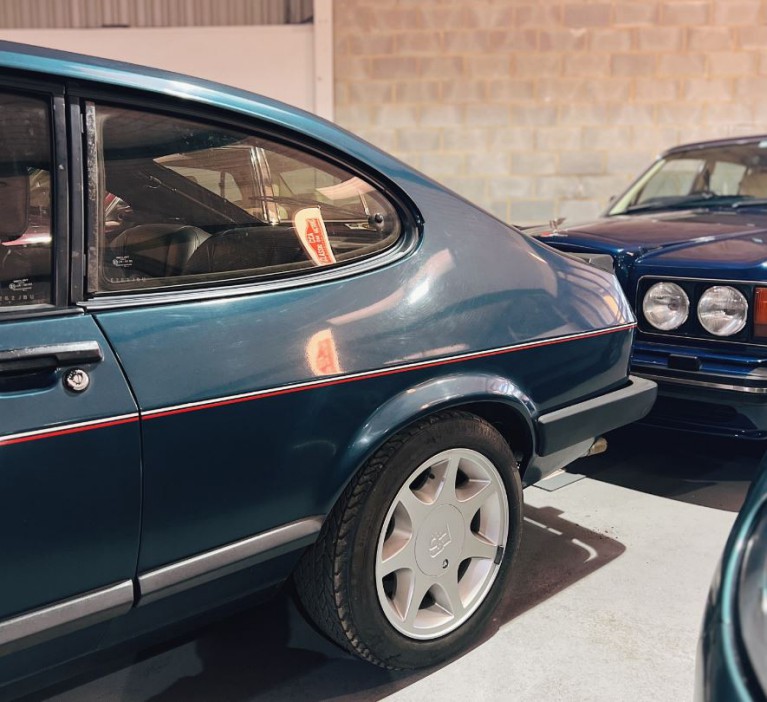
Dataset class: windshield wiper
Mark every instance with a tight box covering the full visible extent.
[623,193,746,214]
[732,198,767,210]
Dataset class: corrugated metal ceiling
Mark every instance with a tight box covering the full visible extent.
[0,0,313,28]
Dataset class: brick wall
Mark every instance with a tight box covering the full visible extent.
[334,1,767,226]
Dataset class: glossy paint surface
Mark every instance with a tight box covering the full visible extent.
[0,315,140,620]
[96,188,633,568]
[696,456,767,701]
[0,41,641,685]
[537,210,767,288]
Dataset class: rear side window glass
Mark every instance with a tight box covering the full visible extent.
[88,104,402,293]
[0,92,52,309]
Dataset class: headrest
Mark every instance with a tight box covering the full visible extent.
[0,167,29,239]
[739,170,767,198]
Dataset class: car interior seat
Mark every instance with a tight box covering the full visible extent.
[183,226,308,276]
[107,223,211,282]
[738,169,767,198]
[0,167,51,305]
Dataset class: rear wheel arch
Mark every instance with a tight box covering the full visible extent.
[452,400,535,480]
[321,374,538,515]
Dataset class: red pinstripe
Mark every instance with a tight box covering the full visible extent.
[1,323,635,447]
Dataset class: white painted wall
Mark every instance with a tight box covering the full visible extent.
[0,21,332,118]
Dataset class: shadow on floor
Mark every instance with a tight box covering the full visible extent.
[26,504,624,702]
[573,425,765,513]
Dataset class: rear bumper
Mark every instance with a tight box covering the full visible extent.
[535,375,657,456]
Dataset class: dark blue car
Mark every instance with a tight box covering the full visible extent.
[533,136,767,439]
[0,41,654,689]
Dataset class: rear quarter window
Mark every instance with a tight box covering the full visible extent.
[88,103,402,294]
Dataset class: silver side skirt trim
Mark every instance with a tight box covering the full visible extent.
[0,580,133,655]
[138,516,324,606]
[0,518,324,652]
[638,372,767,395]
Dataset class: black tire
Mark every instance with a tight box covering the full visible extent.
[293,410,523,669]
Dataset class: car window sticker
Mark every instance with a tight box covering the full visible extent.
[293,207,336,266]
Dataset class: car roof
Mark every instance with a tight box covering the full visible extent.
[0,41,417,186]
[662,133,767,158]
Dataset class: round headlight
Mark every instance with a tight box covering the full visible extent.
[698,286,748,336]
[643,282,689,331]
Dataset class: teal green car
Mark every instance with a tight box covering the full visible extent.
[696,453,767,701]
[0,40,656,694]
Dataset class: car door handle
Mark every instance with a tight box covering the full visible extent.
[0,341,103,377]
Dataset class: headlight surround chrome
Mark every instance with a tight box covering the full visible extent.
[642,281,690,331]
[698,286,748,337]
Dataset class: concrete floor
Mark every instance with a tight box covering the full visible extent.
[22,426,764,702]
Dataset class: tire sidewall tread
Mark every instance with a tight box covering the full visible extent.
[294,410,523,669]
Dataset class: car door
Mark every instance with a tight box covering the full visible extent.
[0,84,140,651]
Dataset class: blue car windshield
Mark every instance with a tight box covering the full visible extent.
[607,141,767,215]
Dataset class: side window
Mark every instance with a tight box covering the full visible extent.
[90,104,402,293]
[0,92,52,308]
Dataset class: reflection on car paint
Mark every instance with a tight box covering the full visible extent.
[0,41,656,689]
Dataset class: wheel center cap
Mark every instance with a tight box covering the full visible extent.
[414,505,465,577]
